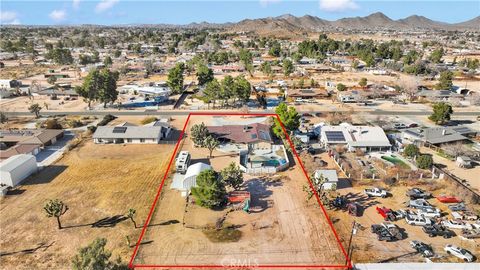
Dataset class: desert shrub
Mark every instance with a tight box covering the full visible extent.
[355,149,365,156]
[97,114,116,126]
[140,116,157,125]
[383,177,397,186]
[87,126,97,133]
[403,144,419,158]
[44,118,63,129]
[417,154,433,169]
[68,120,84,128]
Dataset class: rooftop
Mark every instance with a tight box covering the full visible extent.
[207,123,272,144]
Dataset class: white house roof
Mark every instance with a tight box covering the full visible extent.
[93,126,162,139]
[0,154,36,172]
[184,162,211,179]
[321,124,391,148]
[314,169,338,183]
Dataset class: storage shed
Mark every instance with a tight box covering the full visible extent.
[0,154,37,187]
[182,163,212,191]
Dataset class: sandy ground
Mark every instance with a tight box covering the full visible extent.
[0,138,175,269]
[134,115,347,267]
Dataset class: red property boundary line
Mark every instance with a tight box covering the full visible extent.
[128,112,353,269]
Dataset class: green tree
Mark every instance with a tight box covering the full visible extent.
[429,47,444,64]
[191,169,226,208]
[203,79,221,108]
[428,102,453,125]
[44,199,68,229]
[126,208,136,228]
[47,76,57,86]
[416,154,433,169]
[203,135,220,158]
[239,48,253,76]
[190,122,209,147]
[282,59,294,77]
[404,144,420,158]
[103,56,112,67]
[359,77,368,88]
[261,62,273,77]
[336,83,347,91]
[167,63,185,94]
[272,102,300,138]
[28,103,42,118]
[220,162,244,190]
[75,69,101,109]
[97,69,119,108]
[196,63,214,86]
[233,75,251,103]
[72,238,128,270]
[435,70,453,90]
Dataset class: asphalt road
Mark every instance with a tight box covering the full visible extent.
[4,109,480,117]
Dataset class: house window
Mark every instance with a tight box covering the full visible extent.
[127,139,132,143]
[140,139,145,143]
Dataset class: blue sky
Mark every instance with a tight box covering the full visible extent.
[1,0,479,25]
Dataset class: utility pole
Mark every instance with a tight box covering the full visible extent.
[345,220,358,268]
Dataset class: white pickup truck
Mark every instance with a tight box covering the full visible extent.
[364,187,388,198]
[405,214,433,226]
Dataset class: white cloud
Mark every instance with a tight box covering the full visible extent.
[0,11,21,24]
[95,0,119,13]
[259,0,281,7]
[49,9,67,22]
[73,0,81,9]
[319,0,358,12]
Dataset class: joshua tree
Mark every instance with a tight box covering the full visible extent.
[28,103,42,118]
[44,199,69,229]
[126,208,137,228]
[203,135,219,158]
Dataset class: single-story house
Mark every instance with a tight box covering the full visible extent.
[320,124,391,152]
[207,123,273,150]
[416,90,463,101]
[314,169,338,190]
[0,129,64,160]
[401,126,476,146]
[287,88,329,100]
[93,125,168,144]
[0,154,37,187]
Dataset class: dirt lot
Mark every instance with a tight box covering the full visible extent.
[316,154,480,264]
[133,115,347,267]
[0,139,175,269]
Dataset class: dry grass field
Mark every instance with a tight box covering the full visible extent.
[0,139,175,269]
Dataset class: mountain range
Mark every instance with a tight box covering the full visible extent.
[225,12,479,36]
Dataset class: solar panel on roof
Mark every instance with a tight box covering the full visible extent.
[325,131,345,141]
[113,127,127,133]
[452,127,471,134]
[251,134,258,139]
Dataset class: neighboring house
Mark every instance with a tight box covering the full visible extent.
[93,125,170,144]
[207,123,273,150]
[401,126,477,146]
[416,90,462,101]
[287,88,329,100]
[314,169,339,190]
[320,124,391,152]
[0,154,37,187]
[0,79,21,89]
[456,156,473,168]
[0,129,64,160]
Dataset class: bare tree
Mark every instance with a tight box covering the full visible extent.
[399,76,420,101]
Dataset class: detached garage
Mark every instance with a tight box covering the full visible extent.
[0,154,37,187]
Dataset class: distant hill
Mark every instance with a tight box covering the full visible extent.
[226,12,480,36]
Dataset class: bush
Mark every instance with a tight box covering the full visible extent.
[68,120,84,128]
[404,144,419,158]
[417,154,433,169]
[97,114,116,126]
[87,126,97,133]
[44,118,63,129]
[140,116,157,125]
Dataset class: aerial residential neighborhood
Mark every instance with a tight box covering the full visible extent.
[0,0,479,270]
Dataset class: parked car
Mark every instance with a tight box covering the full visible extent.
[408,199,433,209]
[449,202,467,211]
[462,228,480,239]
[417,207,441,218]
[444,244,475,262]
[365,187,388,198]
[376,206,406,221]
[422,224,455,238]
[460,211,479,221]
[437,195,462,203]
[393,123,407,129]
[405,214,433,226]
[406,188,431,199]
[441,219,473,230]
[410,240,434,257]
[371,222,403,241]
